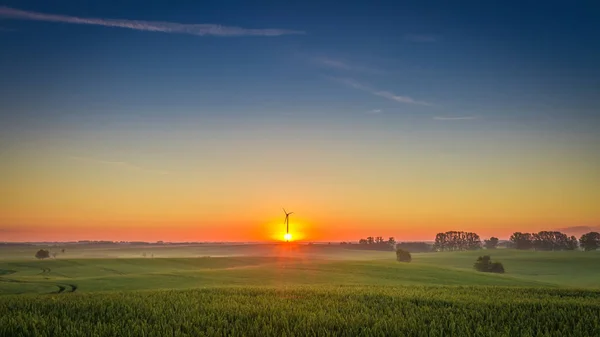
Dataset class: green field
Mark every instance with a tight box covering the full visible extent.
[1,244,599,336]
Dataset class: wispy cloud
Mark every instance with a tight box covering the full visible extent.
[331,77,434,106]
[404,34,438,43]
[70,156,170,175]
[373,91,432,105]
[313,57,382,74]
[433,116,477,121]
[367,109,382,114]
[0,6,304,37]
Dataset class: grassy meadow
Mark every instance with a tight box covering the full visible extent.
[1,243,599,336]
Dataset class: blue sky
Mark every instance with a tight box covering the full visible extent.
[1,1,599,241]
[1,0,598,129]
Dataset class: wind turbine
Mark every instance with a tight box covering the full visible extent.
[283,208,293,241]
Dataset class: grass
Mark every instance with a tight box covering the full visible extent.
[1,286,599,336]
[1,244,599,335]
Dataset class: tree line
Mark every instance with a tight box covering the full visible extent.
[347,231,600,252]
[345,236,396,251]
[510,231,599,251]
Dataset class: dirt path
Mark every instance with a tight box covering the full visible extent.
[1,268,79,294]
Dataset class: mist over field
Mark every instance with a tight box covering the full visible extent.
[1,242,600,336]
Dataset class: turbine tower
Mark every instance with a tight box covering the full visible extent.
[283,208,293,241]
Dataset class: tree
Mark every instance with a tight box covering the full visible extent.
[395,248,412,263]
[433,231,481,251]
[532,231,570,251]
[61,248,65,253]
[484,237,499,249]
[35,249,50,259]
[387,237,396,246]
[579,232,600,251]
[473,255,505,273]
[350,237,395,251]
[565,236,578,251]
[466,232,482,250]
[51,252,58,258]
[434,232,448,251]
[510,232,533,250]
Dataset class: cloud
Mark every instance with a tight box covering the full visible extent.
[330,77,434,106]
[70,156,170,175]
[367,109,382,114]
[433,116,477,121]
[374,91,432,106]
[0,6,304,37]
[404,34,438,42]
[313,57,382,74]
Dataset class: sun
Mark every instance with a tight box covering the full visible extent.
[284,233,292,242]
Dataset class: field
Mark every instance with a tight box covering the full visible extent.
[1,244,600,336]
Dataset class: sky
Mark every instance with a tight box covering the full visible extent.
[1,1,599,242]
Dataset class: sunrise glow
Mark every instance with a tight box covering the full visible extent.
[284,233,292,242]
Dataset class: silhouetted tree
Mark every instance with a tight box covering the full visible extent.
[353,236,395,251]
[433,231,481,251]
[511,231,579,251]
[565,236,579,251]
[387,237,396,246]
[579,232,600,251]
[35,249,50,259]
[473,255,504,273]
[532,231,570,251]
[61,248,65,253]
[395,248,412,263]
[510,232,534,250]
[434,232,448,251]
[484,237,499,249]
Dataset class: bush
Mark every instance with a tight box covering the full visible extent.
[474,255,505,273]
[489,262,505,273]
[35,249,50,259]
[396,248,412,263]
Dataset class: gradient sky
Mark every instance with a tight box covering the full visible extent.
[1,1,599,242]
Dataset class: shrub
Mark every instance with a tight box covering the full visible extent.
[35,249,50,259]
[396,248,412,263]
[474,255,505,273]
[490,262,505,273]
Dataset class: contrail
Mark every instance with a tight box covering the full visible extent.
[330,77,434,106]
[0,6,305,37]
[433,116,477,120]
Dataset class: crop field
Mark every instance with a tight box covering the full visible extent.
[1,244,599,336]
